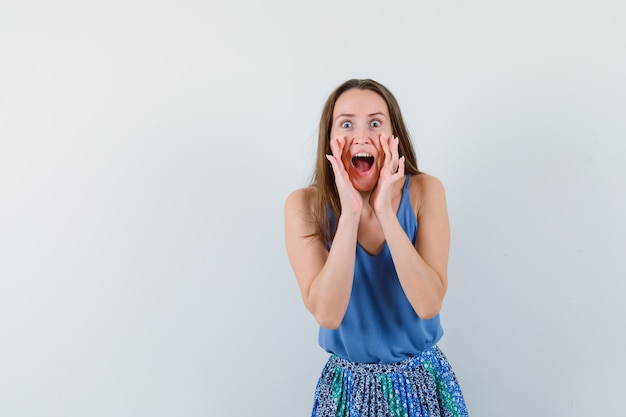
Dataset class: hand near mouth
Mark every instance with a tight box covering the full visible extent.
[370,134,405,215]
[327,136,363,216]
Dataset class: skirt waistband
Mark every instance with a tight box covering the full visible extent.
[326,345,441,375]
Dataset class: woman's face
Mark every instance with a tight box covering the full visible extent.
[330,88,393,192]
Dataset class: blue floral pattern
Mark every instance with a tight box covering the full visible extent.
[312,346,468,417]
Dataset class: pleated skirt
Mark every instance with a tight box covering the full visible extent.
[311,346,468,417]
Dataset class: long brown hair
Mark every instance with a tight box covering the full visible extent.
[312,79,421,244]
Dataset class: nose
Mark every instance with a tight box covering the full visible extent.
[353,126,371,145]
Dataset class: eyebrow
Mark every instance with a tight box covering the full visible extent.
[334,112,387,122]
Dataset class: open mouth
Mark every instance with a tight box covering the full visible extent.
[351,153,375,173]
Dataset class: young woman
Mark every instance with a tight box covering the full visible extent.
[284,79,469,417]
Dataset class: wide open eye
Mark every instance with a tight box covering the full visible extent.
[341,121,352,129]
[370,120,381,128]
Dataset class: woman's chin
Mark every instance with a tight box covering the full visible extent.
[350,174,379,193]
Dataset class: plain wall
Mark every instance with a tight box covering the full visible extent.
[1,1,625,415]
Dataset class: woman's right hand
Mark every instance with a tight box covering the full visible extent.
[326,136,363,216]
[285,137,362,329]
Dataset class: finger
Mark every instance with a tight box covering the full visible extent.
[326,152,341,171]
[387,136,397,162]
[397,155,405,176]
[331,136,345,159]
[393,136,400,159]
[389,136,400,167]
[329,137,336,155]
[327,144,352,182]
[326,154,344,183]
[388,156,405,184]
[379,134,392,168]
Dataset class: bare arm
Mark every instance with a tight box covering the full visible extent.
[376,174,450,319]
[284,136,366,329]
[284,188,360,329]
[370,136,449,319]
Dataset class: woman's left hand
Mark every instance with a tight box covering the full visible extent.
[370,134,405,215]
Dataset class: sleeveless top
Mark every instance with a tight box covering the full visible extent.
[318,175,444,364]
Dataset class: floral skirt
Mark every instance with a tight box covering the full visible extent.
[312,346,468,417]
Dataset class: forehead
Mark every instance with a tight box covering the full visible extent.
[333,89,389,117]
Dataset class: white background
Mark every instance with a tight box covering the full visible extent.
[1,1,625,416]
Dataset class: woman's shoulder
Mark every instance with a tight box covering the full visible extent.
[285,185,318,212]
[409,172,445,193]
[408,173,446,216]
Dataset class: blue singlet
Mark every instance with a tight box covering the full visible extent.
[318,175,444,364]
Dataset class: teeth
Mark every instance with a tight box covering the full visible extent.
[354,153,372,158]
